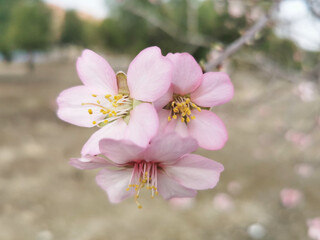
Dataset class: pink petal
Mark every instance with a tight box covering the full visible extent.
[99,139,145,165]
[81,119,127,156]
[125,103,159,147]
[69,155,113,170]
[167,52,203,95]
[57,86,100,127]
[76,49,118,95]
[145,133,198,164]
[164,154,224,190]
[96,168,135,203]
[157,109,175,135]
[153,86,173,111]
[127,46,172,102]
[157,109,189,137]
[157,171,197,200]
[191,72,234,107]
[188,110,228,150]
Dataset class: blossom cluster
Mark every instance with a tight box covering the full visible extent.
[57,46,234,208]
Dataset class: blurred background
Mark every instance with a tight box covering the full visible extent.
[0,0,320,239]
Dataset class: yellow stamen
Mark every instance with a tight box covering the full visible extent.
[92,94,97,97]
[104,119,108,124]
[172,115,177,119]
[92,121,96,124]
[168,116,171,121]
[88,109,93,114]
[97,100,100,104]
[191,115,196,120]
[105,94,111,99]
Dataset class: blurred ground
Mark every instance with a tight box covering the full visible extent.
[0,56,319,240]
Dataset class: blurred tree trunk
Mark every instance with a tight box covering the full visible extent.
[27,51,35,71]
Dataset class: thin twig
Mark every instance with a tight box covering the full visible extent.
[204,1,280,72]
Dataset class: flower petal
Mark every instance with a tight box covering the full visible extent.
[69,155,113,170]
[99,139,145,165]
[188,110,228,150]
[164,154,224,190]
[157,171,197,200]
[81,119,127,156]
[145,133,198,164]
[157,109,189,138]
[125,103,159,147]
[76,49,118,95]
[127,46,172,102]
[57,86,101,127]
[167,52,203,95]
[153,86,173,111]
[96,168,135,203]
[191,72,234,107]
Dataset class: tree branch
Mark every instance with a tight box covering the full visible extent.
[204,1,280,72]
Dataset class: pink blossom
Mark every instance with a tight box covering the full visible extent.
[70,133,224,208]
[285,130,312,149]
[280,188,302,208]
[295,163,314,178]
[212,193,234,211]
[155,52,234,150]
[228,0,245,18]
[308,218,320,240]
[57,47,172,155]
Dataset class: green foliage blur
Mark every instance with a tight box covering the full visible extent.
[60,10,84,46]
[7,0,52,53]
[0,0,318,70]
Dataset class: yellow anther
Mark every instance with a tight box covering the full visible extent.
[186,98,190,104]
[197,107,201,112]
[88,109,93,114]
[192,103,197,108]
[112,111,117,116]
[108,113,113,117]
[191,115,196,120]
[173,115,177,119]
[97,100,100,104]
[171,101,176,107]
[177,103,182,107]
[138,205,143,209]
[186,117,190,123]
[126,188,130,191]
[173,107,179,113]
[181,112,186,117]
[105,94,111,99]
[104,119,108,124]
[155,191,159,195]
[112,102,118,107]
[92,121,96,124]
[181,118,185,123]
[92,94,97,97]
[187,109,192,115]
[168,116,171,121]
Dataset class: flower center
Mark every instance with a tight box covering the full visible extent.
[166,95,201,123]
[82,93,133,126]
[126,161,159,209]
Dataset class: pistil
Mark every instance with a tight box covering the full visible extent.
[127,161,159,209]
[82,93,133,126]
[166,95,201,123]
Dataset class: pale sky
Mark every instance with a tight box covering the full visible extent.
[43,0,320,51]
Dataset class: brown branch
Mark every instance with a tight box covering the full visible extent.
[204,1,280,72]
